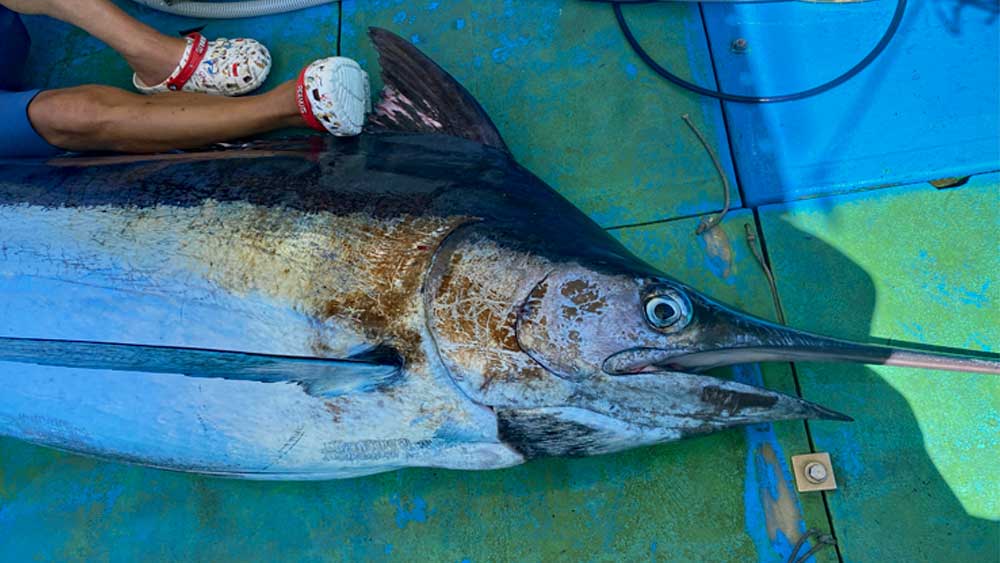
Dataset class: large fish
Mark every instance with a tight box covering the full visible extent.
[0,29,995,479]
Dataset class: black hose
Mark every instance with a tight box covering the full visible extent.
[612,0,908,103]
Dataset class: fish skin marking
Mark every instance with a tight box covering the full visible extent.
[560,279,607,315]
[428,237,574,408]
[1,200,520,474]
[516,271,646,382]
[700,386,779,415]
[170,203,472,363]
[20,200,473,363]
[375,86,445,130]
[320,438,434,462]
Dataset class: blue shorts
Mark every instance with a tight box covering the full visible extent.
[1,7,62,159]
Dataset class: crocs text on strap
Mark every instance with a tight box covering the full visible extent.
[296,65,328,133]
[166,33,209,92]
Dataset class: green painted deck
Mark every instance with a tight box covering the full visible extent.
[2,1,997,561]
[759,177,1000,561]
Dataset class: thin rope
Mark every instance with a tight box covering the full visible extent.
[681,114,731,235]
[614,0,908,104]
[785,528,837,563]
[744,222,786,324]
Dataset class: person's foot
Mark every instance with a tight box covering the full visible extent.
[295,57,370,137]
[131,34,188,87]
[133,33,271,97]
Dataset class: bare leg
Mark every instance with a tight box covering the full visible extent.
[29,81,305,153]
[1,0,186,85]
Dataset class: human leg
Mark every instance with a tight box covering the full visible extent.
[23,53,369,155]
[0,0,270,95]
[1,0,186,86]
[28,81,304,154]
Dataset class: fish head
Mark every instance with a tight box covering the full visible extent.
[426,225,995,458]
[517,268,699,379]
[518,264,999,378]
[500,262,997,457]
[505,266,850,458]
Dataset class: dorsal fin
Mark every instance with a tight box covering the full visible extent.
[367,27,510,152]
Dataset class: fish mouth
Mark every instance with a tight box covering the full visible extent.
[603,303,1000,376]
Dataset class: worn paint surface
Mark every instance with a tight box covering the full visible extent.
[759,175,1000,561]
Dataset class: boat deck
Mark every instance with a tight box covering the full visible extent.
[2,1,997,560]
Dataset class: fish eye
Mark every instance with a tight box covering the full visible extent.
[643,289,692,332]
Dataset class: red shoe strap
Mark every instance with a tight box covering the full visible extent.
[296,65,328,133]
[166,33,209,92]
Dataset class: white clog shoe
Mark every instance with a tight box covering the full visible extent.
[295,57,371,137]
[133,33,271,96]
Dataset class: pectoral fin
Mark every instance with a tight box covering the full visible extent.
[0,336,402,398]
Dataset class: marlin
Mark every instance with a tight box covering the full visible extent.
[0,29,995,479]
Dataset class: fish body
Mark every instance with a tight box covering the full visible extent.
[0,133,553,478]
[0,30,995,479]
[0,125,656,477]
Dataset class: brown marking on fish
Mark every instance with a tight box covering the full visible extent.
[560,280,590,298]
[435,253,461,296]
[427,237,570,406]
[200,206,469,364]
[499,309,521,350]
[700,386,778,415]
[560,279,606,314]
[522,279,549,318]
[309,334,336,357]
[324,401,345,423]
[75,201,474,368]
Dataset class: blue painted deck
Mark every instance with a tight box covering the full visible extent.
[1,1,997,561]
[702,1,1000,205]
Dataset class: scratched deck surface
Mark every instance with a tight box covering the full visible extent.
[2,1,998,561]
